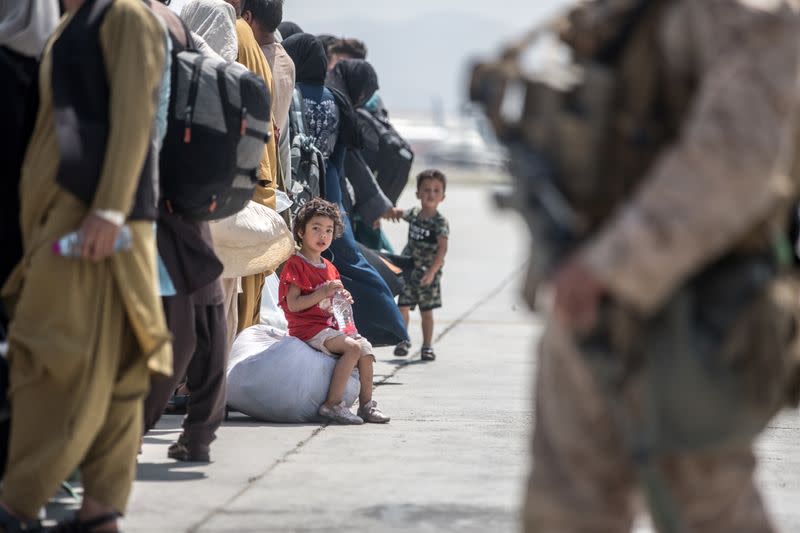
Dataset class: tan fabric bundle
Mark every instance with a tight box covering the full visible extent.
[209,201,294,278]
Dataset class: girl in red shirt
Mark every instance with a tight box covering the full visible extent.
[279,199,390,425]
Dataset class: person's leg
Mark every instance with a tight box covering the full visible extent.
[664,449,775,533]
[79,326,150,532]
[0,259,127,523]
[399,305,410,328]
[357,356,374,406]
[420,309,434,347]
[524,323,636,533]
[321,335,363,407]
[394,305,412,355]
[220,277,239,349]
[179,303,228,459]
[143,294,196,434]
[237,271,267,332]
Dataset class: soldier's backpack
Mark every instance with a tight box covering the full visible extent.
[356,108,414,205]
[159,33,271,221]
[287,89,326,219]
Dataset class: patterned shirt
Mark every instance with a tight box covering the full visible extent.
[402,207,450,269]
[298,83,339,160]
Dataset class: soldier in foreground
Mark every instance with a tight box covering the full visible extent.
[473,0,800,531]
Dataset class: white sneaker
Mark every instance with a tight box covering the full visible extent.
[357,400,391,423]
[319,403,364,425]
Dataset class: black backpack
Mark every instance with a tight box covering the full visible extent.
[159,35,272,221]
[356,108,414,205]
[287,89,326,219]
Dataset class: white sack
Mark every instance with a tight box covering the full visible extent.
[260,273,288,330]
[226,325,360,423]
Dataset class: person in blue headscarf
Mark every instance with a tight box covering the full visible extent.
[282,33,407,347]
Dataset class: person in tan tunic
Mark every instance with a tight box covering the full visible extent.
[0,0,170,531]
[523,1,800,532]
[213,0,280,341]
[234,14,281,334]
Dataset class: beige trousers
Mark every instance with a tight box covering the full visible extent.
[237,271,267,333]
[524,323,775,533]
[2,268,149,517]
[221,277,239,350]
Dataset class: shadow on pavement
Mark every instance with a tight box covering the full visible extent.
[136,462,207,482]
[222,414,324,428]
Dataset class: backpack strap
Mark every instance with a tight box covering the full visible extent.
[180,18,197,51]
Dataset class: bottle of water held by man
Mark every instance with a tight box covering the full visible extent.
[331,290,358,336]
[52,225,133,257]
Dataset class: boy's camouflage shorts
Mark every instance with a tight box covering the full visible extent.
[398,268,443,311]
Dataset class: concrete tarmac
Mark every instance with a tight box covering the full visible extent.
[46,183,800,531]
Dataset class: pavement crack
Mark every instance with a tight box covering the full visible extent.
[374,262,526,386]
[188,262,526,532]
[186,425,328,532]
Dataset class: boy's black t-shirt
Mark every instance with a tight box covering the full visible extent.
[402,207,449,269]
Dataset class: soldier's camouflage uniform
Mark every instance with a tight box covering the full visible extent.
[524,1,800,531]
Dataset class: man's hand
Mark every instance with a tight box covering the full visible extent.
[79,213,121,262]
[420,271,435,286]
[552,257,606,334]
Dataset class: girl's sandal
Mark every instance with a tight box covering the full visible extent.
[48,512,120,533]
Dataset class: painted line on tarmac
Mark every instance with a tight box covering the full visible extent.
[187,262,527,532]
[187,426,328,532]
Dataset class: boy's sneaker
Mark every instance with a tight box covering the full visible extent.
[393,340,411,357]
[421,346,436,361]
[319,402,364,425]
[357,400,391,423]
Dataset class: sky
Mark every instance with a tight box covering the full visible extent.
[170,0,572,114]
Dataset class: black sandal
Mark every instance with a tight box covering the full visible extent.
[48,512,119,533]
[421,346,436,361]
[0,505,42,533]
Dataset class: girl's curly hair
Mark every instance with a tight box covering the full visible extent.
[292,198,345,245]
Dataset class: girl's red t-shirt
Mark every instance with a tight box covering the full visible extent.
[278,253,340,341]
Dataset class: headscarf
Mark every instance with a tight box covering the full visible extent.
[276,21,303,40]
[282,33,327,85]
[180,0,238,62]
[316,33,339,54]
[0,0,60,58]
[325,59,379,108]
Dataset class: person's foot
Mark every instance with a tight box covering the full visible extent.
[393,340,411,357]
[421,346,436,361]
[318,403,364,425]
[0,504,41,533]
[167,439,210,462]
[357,400,390,423]
[48,512,119,533]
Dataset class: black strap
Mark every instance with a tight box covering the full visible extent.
[180,17,196,51]
[185,54,205,124]
[215,62,238,137]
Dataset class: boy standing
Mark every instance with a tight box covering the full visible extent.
[384,169,449,361]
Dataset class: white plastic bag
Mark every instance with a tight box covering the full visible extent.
[226,325,360,423]
[259,273,288,330]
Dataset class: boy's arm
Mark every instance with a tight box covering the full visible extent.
[421,236,448,286]
[381,207,406,222]
[285,281,343,313]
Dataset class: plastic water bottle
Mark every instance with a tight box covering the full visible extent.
[52,225,133,257]
[331,290,358,336]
